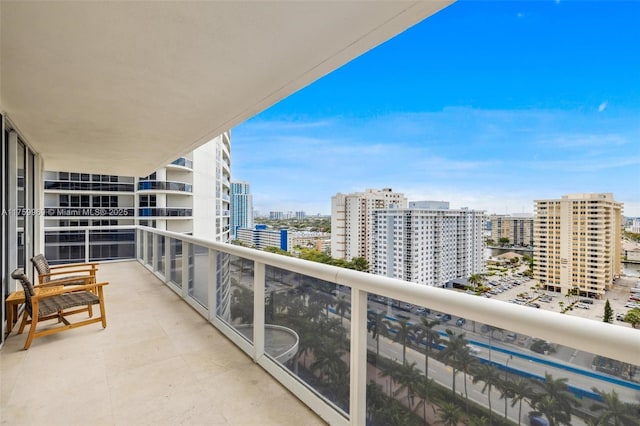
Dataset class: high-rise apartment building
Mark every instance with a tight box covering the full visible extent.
[490,214,534,247]
[43,132,231,263]
[331,188,408,262]
[371,206,485,287]
[533,193,622,298]
[230,180,253,239]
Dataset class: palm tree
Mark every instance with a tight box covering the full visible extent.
[368,311,390,358]
[471,364,501,423]
[413,318,441,381]
[456,346,480,411]
[437,401,464,426]
[334,295,350,327]
[390,318,414,365]
[531,373,580,426]
[590,388,640,426]
[509,378,535,425]
[414,376,439,426]
[394,361,421,409]
[468,273,485,289]
[438,329,469,398]
[378,359,402,398]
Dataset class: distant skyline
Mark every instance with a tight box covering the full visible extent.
[231,1,640,217]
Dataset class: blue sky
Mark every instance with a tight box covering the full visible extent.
[231,1,640,217]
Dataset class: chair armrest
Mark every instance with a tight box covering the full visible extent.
[32,282,109,300]
[35,275,95,287]
[48,262,99,270]
[40,267,98,277]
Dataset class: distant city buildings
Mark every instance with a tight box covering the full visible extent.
[236,224,290,252]
[291,231,331,253]
[371,205,485,287]
[331,188,408,262]
[626,218,640,233]
[533,193,622,298]
[269,211,285,220]
[489,214,534,247]
[230,180,253,239]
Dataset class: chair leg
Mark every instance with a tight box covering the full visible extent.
[98,288,107,328]
[17,310,29,335]
[24,312,38,350]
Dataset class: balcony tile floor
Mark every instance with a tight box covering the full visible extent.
[1,261,325,426]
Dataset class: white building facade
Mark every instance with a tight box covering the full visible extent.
[371,207,486,287]
[43,132,231,264]
[331,188,407,263]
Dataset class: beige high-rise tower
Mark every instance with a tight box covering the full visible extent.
[533,193,622,298]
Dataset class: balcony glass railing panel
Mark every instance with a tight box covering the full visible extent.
[145,230,153,267]
[224,255,255,343]
[133,227,640,426]
[137,181,192,193]
[264,266,351,415]
[188,244,209,307]
[155,234,165,278]
[44,180,135,192]
[44,230,85,265]
[88,229,135,262]
[365,294,640,426]
[170,238,183,287]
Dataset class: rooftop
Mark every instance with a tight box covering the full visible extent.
[1,261,324,426]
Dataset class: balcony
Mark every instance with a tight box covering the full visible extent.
[137,181,192,194]
[6,226,638,425]
[0,260,324,426]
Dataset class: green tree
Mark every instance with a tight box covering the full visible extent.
[498,237,510,247]
[531,373,580,426]
[413,317,441,381]
[624,307,640,328]
[472,364,501,423]
[509,378,535,426]
[468,273,485,289]
[437,401,465,426]
[390,318,414,365]
[394,361,421,409]
[590,388,640,426]
[603,299,614,323]
[334,296,350,327]
[368,311,390,358]
[414,376,439,425]
[438,329,469,398]
[349,256,369,272]
[263,246,293,256]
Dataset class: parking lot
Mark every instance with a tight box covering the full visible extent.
[482,272,638,328]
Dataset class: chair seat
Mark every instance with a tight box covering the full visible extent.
[42,275,91,287]
[38,292,100,317]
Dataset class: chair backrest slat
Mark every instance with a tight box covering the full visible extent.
[31,254,51,283]
[11,269,35,317]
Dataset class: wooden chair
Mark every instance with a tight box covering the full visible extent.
[10,269,108,350]
[31,254,98,287]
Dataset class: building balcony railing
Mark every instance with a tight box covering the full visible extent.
[137,181,192,193]
[44,180,135,192]
[138,207,193,217]
[133,226,640,426]
[168,157,193,169]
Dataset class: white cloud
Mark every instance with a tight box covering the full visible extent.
[598,101,608,112]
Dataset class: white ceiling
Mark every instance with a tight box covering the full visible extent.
[1,1,453,175]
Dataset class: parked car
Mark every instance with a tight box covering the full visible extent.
[456,318,466,326]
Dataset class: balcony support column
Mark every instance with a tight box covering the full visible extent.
[253,262,265,362]
[350,288,367,425]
